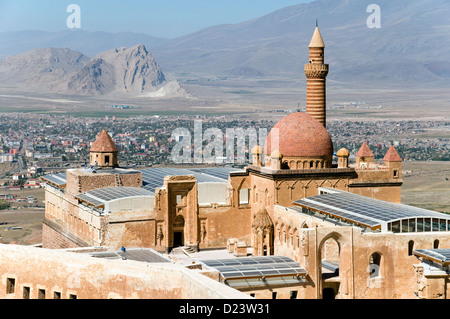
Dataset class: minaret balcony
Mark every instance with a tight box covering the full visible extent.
[304,64,329,78]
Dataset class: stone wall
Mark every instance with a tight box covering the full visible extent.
[0,244,250,299]
[199,204,252,249]
[271,205,450,299]
[104,211,158,250]
[42,222,83,249]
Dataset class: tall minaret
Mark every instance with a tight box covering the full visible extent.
[304,23,329,127]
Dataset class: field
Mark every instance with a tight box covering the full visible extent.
[0,208,44,245]
[0,187,44,245]
[401,161,450,213]
[0,81,449,121]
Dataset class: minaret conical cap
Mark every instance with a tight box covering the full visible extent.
[309,26,325,48]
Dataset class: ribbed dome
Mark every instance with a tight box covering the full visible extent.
[264,112,333,158]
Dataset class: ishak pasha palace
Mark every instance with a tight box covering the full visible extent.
[1,26,450,300]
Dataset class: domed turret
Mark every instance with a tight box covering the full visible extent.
[251,145,263,166]
[337,148,350,168]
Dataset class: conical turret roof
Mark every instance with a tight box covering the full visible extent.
[383,145,402,162]
[90,129,118,153]
[309,26,325,48]
[356,141,374,157]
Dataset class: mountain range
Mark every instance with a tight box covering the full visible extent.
[0,0,449,95]
[0,44,192,97]
[149,0,450,87]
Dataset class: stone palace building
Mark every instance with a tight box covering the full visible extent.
[0,26,449,300]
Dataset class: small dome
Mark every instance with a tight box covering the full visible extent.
[251,145,263,154]
[265,112,333,158]
[271,150,283,159]
[337,148,350,157]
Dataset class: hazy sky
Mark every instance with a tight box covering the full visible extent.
[0,0,313,38]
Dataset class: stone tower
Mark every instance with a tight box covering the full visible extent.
[89,129,119,168]
[304,25,329,127]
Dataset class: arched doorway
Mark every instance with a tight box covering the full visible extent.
[251,208,274,256]
[173,215,185,247]
[317,232,341,299]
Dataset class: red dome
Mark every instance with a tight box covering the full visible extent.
[265,112,333,157]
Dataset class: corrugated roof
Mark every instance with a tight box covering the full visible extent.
[414,249,450,266]
[75,186,154,208]
[294,188,450,232]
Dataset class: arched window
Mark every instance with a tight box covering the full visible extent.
[239,188,249,205]
[321,237,340,262]
[408,240,414,256]
[369,253,382,278]
[434,239,440,249]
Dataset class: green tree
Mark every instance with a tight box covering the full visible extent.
[0,200,10,210]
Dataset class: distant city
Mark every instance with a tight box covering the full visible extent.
[0,112,447,186]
